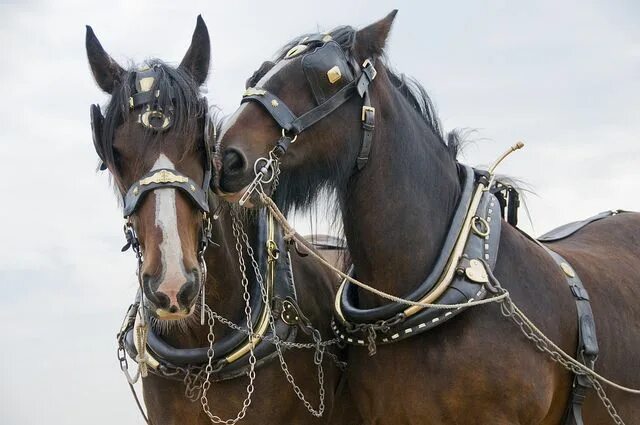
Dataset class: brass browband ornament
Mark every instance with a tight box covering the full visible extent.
[243,87,267,97]
[139,170,189,186]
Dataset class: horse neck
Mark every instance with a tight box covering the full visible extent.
[340,78,461,308]
[161,213,247,347]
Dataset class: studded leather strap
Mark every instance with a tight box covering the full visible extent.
[543,247,598,425]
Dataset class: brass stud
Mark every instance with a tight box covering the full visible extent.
[271,99,279,107]
[560,262,576,278]
[133,186,139,196]
[285,44,308,58]
[190,184,196,192]
[327,65,342,84]
[138,76,155,92]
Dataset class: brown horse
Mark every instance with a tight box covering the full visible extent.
[85,16,356,425]
[215,11,640,425]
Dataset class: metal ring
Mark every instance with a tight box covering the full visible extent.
[281,128,298,144]
[266,240,280,261]
[471,216,490,237]
[253,157,276,184]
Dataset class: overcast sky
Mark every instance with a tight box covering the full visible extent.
[0,1,638,424]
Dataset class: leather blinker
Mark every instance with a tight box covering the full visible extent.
[302,41,354,106]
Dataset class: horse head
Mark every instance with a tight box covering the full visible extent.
[86,16,214,319]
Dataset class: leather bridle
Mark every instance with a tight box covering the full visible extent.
[90,65,215,300]
[241,34,378,171]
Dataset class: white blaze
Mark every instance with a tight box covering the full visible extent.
[152,154,186,305]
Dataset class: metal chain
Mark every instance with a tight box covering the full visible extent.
[197,217,259,425]
[233,211,328,417]
[208,310,340,349]
[497,293,626,425]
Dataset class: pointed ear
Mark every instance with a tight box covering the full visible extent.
[179,15,211,86]
[353,10,398,61]
[85,26,125,94]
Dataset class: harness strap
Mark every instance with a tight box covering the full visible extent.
[241,91,298,132]
[291,82,357,133]
[357,90,375,170]
[543,247,599,425]
[241,55,377,170]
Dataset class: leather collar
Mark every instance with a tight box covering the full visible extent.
[333,165,503,347]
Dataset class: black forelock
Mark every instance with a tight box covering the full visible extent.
[99,60,205,169]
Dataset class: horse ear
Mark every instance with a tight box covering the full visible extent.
[179,15,211,86]
[85,26,125,94]
[353,10,398,61]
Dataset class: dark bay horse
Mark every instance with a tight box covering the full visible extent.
[85,16,356,425]
[215,11,640,425]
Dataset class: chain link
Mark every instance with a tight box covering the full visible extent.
[497,293,626,425]
[195,216,260,425]
[233,211,328,417]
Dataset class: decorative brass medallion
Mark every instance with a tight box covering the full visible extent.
[327,66,342,84]
[139,170,188,186]
[138,77,155,92]
[139,110,170,130]
[465,259,489,283]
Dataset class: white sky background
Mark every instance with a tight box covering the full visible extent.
[0,0,638,423]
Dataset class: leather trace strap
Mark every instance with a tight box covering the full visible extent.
[543,247,598,425]
[241,36,378,171]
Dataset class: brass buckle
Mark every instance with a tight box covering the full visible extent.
[362,59,377,80]
[361,105,375,122]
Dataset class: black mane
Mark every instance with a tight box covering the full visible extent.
[100,60,205,169]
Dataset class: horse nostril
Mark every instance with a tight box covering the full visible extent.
[178,277,200,309]
[222,148,246,176]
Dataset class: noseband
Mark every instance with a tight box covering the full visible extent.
[241,34,377,171]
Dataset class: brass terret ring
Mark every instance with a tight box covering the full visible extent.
[471,216,490,237]
[266,240,280,261]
